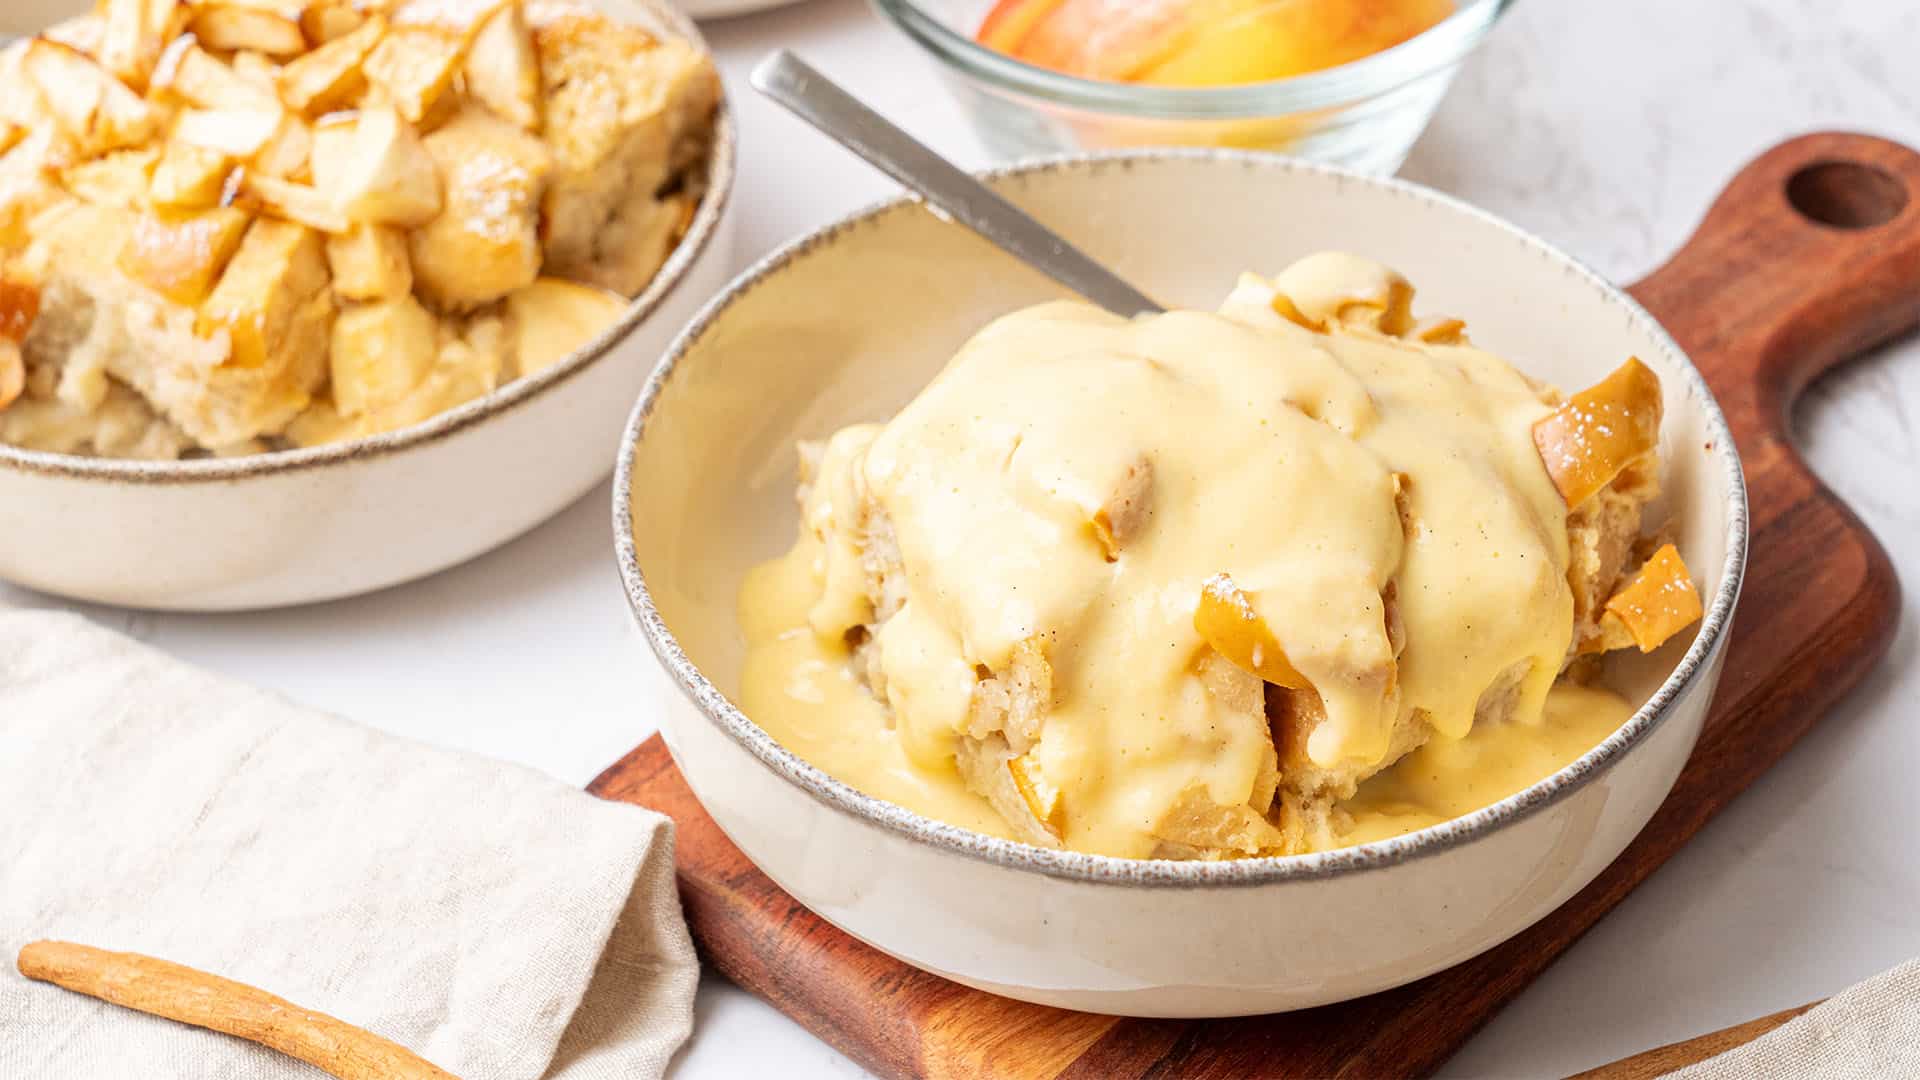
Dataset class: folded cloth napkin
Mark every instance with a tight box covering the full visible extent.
[1668,957,1920,1078]
[0,609,697,1080]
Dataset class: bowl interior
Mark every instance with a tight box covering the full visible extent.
[624,151,1740,853]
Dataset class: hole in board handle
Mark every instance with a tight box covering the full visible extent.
[1785,161,1908,229]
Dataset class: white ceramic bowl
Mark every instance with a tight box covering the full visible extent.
[616,150,1748,1017]
[0,0,735,612]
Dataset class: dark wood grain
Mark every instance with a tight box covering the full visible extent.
[589,132,1915,1079]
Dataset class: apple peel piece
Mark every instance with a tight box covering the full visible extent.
[1599,543,1702,653]
[1533,356,1663,508]
[1194,573,1311,690]
[1006,753,1065,839]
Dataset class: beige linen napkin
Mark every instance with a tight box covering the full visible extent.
[1666,958,1920,1078]
[0,609,697,1079]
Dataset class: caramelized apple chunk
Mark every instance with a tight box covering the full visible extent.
[1006,753,1065,839]
[22,38,157,155]
[1194,573,1311,690]
[361,26,464,124]
[199,217,332,371]
[325,224,412,301]
[277,15,386,115]
[464,2,540,132]
[0,275,37,410]
[187,0,308,56]
[99,0,184,89]
[1089,456,1153,560]
[1533,357,1663,508]
[316,104,442,227]
[1597,543,1702,653]
[117,206,253,304]
[329,294,438,417]
[149,139,235,208]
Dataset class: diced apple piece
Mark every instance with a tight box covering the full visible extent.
[329,294,438,416]
[325,224,412,300]
[173,106,285,157]
[117,206,253,304]
[1271,252,1416,335]
[464,2,539,131]
[23,38,158,155]
[1532,357,1663,508]
[199,217,331,369]
[361,26,463,125]
[60,147,160,208]
[1412,315,1467,345]
[1193,573,1311,690]
[0,272,34,410]
[503,277,624,377]
[153,40,283,111]
[410,105,549,309]
[316,104,441,226]
[1090,456,1153,561]
[243,172,350,232]
[0,340,21,411]
[1006,753,1065,839]
[187,0,308,56]
[0,129,70,248]
[1598,543,1702,653]
[0,124,23,158]
[302,1,368,44]
[252,113,313,178]
[149,139,234,208]
[100,0,183,88]
[307,113,354,188]
[278,15,385,115]
[231,50,284,91]
[0,275,41,343]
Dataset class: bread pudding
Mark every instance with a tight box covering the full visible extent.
[738,253,1704,859]
[0,0,718,458]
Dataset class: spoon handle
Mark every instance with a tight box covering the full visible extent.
[751,51,1165,318]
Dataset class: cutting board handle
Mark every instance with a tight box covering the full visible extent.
[1630,131,1920,463]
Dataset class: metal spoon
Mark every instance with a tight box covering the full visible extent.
[750,50,1165,318]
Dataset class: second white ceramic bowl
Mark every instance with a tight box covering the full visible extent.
[617,150,1747,1016]
[0,0,735,611]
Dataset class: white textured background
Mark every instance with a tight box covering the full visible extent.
[6,0,1917,1075]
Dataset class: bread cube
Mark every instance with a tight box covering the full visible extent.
[532,8,718,295]
[410,106,549,309]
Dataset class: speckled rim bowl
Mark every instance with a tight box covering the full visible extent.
[0,0,735,611]
[615,148,1747,1015]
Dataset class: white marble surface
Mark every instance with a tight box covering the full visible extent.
[8,0,1919,1075]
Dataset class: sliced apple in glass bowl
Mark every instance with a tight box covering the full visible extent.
[872,0,1508,172]
[978,0,1454,87]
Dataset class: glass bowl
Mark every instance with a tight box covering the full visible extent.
[871,0,1513,175]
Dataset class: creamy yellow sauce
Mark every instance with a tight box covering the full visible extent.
[742,539,1633,851]
[737,254,1642,857]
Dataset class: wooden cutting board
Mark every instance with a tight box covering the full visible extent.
[589,131,1917,1078]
